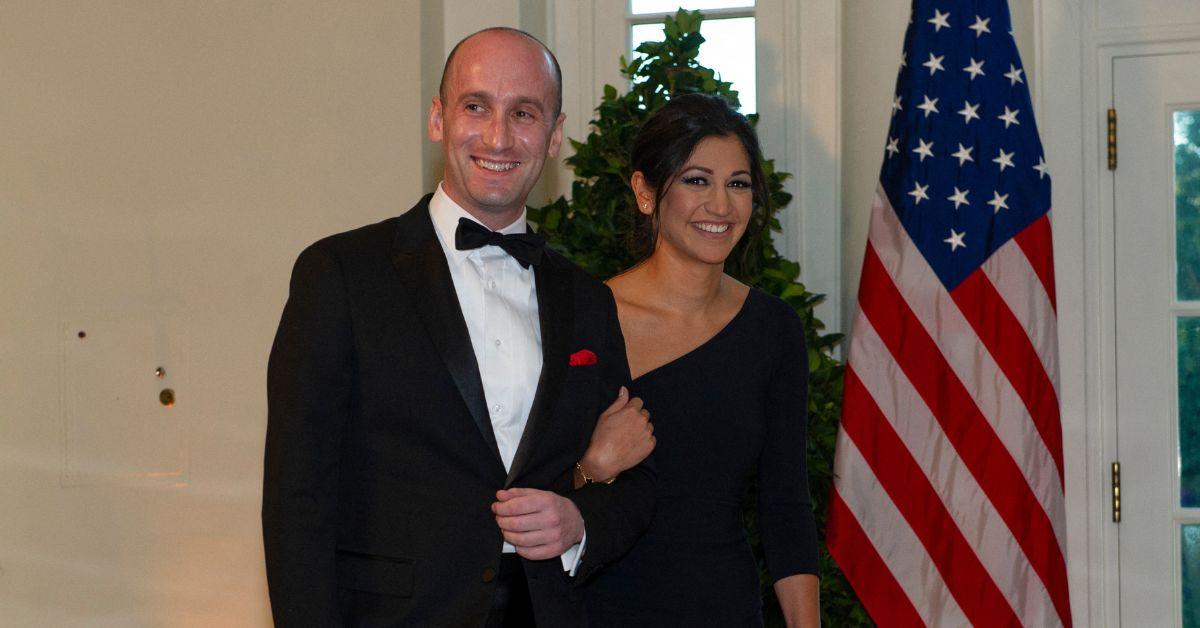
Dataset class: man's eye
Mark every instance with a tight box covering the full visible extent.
[465,103,484,112]
[514,110,534,119]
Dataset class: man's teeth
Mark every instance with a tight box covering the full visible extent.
[476,158,519,172]
[695,222,730,233]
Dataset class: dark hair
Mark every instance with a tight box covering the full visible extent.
[629,93,771,261]
[439,27,563,117]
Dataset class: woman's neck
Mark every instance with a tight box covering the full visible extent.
[635,248,727,314]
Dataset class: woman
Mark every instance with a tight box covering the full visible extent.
[583,93,820,627]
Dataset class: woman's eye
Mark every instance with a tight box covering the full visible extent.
[729,179,751,188]
[683,176,708,186]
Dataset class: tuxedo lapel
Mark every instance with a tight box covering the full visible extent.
[506,253,573,486]
[390,199,503,466]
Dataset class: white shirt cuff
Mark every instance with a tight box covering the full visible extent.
[560,528,586,575]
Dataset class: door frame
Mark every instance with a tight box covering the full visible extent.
[1106,46,1200,626]
[1040,0,1200,620]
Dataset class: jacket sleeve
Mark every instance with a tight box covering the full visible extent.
[567,288,656,583]
[262,243,354,626]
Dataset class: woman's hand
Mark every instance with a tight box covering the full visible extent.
[577,386,655,485]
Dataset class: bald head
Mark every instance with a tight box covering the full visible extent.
[439,27,563,117]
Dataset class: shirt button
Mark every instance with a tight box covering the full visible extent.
[494,338,502,346]
[492,403,503,415]
[488,280,497,289]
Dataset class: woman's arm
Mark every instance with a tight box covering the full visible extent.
[758,301,821,622]
[775,574,821,627]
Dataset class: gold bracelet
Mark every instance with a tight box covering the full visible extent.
[575,462,616,485]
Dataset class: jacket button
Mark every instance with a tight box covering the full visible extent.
[482,566,497,583]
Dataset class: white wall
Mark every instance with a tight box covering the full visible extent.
[0,2,425,624]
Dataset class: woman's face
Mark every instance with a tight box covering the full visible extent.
[643,134,754,267]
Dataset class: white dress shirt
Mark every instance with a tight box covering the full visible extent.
[428,184,584,574]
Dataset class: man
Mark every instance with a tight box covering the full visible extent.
[263,28,654,627]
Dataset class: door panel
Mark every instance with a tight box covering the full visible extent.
[1113,51,1200,627]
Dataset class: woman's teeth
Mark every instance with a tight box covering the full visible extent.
[475,158,519,172]
[694,222,730,233]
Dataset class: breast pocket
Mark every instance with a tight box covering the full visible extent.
[564,363,599,383]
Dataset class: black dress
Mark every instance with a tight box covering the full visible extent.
[585,288,820,627]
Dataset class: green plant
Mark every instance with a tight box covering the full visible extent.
[529,9,866,626]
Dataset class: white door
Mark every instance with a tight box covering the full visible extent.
[1113,50,1200,627]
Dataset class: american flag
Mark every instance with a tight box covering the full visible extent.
[826,0,1070,626]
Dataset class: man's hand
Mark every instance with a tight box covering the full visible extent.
[578,386,655,484]
[492,488,585,560]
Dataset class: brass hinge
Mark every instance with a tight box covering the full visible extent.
[1107,108,1117,171]
[1112,461,1121,523]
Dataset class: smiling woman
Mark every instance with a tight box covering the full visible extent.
[584,93,821,628]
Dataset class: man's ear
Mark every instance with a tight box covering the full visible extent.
[428,96,444,143]
[546,111,566,158]
[630,171,655,216]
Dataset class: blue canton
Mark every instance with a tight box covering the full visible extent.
[880,0,1052,290]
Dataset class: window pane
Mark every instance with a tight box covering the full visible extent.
[1177,110,1200,300]
[1184,524,1200,627]
[631,0,754,15]
[1182,317,1200,507]
[631,16,756,114]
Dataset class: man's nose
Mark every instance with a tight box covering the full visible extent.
[482,113,514,151]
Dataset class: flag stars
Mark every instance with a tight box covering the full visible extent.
[945,228,967,251]
[917,95,940,118]
[958,100,981,124]
[929,9,951,31]
[885,136,900,158]
[1034,156,1050,179]
[963,58,986,80]
[912,138,935,162]
[997,106,1021,128]
[923,52,946,75]
[987,191,1010,213]
[952,143,975,166]
[1004,64,1025,85]
[969,15,991,37]
[947,187,971,209]
[909,181,930,204]
[993,148,1015,171]
[892,95,904,114]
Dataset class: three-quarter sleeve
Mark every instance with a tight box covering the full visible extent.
[756,304,820,581]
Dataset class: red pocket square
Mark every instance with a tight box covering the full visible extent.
[569,349,597,366]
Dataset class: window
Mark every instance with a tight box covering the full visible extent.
[627,1,757,113]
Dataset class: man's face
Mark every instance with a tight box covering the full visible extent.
[429,32,564,228]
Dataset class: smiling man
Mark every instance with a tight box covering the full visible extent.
[262,28,655,627]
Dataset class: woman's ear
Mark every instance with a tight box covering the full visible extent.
[630,171,656,216]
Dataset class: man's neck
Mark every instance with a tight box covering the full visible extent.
[440,186,525,232]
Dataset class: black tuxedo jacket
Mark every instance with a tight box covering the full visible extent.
[263,196,654,627]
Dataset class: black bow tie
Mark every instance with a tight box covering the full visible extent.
[454,218,546,269]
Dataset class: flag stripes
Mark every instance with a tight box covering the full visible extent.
[1013,216,1058,312]
[981,243,1060,391]
[847,313,1059,623]
[840,367,1023,625]
[868,189,1066,537]
[826,491,927,628]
